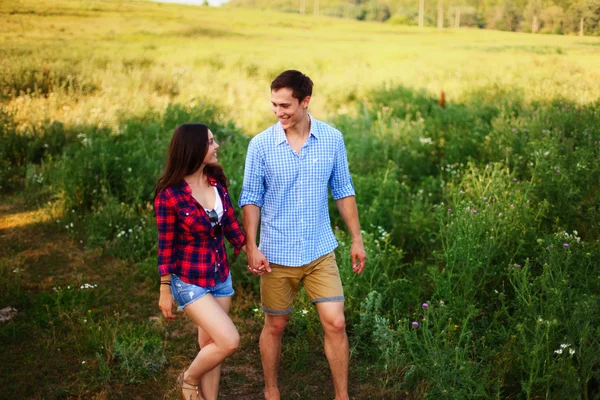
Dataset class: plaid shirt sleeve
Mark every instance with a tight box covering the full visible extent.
[154,190,178,276]
[329,134,355,200]
[239,137,266,208]
[221,186,246,254]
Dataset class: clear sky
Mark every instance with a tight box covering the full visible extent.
[153,0,229,6]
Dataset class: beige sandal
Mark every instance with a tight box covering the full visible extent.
[177,371,201,400]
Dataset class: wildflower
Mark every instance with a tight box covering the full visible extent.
[510,204,514,207]
[411,321,419,327]
[301,309,309,316]
[560,343,571,348]
[512,128,517,134]
[253,308,259,312]
[554,349,563,354]
[564,243,569,248]
[439,300,445,305]
[447,208,452,213]
[537,318,543,323]
[513,178,517,182]
[556,170,560,174]
[335,226,339,230]
[82,361,86,364]
[422,303,428,309]
[569,349,575,355]
[498,212,503,216]
[472,210,477,214]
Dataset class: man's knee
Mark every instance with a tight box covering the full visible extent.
[264,314,290,336]
[323,314,346,334]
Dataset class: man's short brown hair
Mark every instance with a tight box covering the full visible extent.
[271,70,313,102]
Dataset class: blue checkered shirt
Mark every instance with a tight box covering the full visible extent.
[239,115,355,267]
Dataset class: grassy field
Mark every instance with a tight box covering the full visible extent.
[1,0,600,399]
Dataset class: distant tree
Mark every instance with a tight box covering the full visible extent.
[487,0,523,30]
[566,0,600,35]
[418,0,425,26]
[540,5,566,33]
[523,0,543,32]
[438,0,444,28]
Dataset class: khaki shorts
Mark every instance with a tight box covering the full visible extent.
[260,252,344,315]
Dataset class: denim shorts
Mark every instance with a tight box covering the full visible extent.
[171,273,234,311]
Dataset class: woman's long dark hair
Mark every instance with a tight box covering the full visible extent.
[154,123,227,199]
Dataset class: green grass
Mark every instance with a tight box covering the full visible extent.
[2,1,600,399]
[1,0,599,134]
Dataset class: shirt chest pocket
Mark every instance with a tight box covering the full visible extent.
[178,207,206,235]
[312,156,334,180]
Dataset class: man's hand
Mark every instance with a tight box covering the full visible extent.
[350,239,366,274]
[158,289,175,319]
[247,246,271,276]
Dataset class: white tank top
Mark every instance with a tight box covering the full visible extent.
[205,186,223,224]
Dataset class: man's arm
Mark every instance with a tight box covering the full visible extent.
[335,196,366,274]
[242,205,270,274]
[239,138,270,275]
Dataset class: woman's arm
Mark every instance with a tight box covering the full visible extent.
[221,188,246,254]
[155,192,177,319]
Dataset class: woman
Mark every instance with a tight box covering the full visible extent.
[154,123,246,400]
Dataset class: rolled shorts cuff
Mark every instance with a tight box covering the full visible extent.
[312,296,345,304]
[261,305,293,315]
[172,274,234,311]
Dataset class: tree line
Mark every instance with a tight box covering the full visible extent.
[226,0,600,35]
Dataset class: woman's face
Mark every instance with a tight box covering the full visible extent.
[203,129,219,165]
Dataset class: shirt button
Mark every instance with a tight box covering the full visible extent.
[185,212,189,216]
[216,250,219,253]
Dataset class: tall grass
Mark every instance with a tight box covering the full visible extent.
[2,0,600,398]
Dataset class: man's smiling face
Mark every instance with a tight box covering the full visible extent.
[271,87,310,131]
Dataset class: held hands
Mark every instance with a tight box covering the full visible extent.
[247,246,270,276]
[350,238,367,274]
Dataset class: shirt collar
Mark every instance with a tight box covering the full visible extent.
[179,177,219,194]
[275,113,318,145]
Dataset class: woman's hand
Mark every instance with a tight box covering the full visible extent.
[247,246,270,276]
[159,287,176,319]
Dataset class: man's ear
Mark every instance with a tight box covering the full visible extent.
[301,95,311,109]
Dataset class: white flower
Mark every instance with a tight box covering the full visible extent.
[569,349,575,355]
[554,349,563,354]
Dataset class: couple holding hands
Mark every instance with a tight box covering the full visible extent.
[154,70,366,400]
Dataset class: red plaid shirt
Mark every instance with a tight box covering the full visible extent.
[154,178,245,287]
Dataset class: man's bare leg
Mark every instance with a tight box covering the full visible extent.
[316,301,349,400]
[260,313,290,400]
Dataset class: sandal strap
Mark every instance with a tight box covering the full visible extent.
[181,381,198,391]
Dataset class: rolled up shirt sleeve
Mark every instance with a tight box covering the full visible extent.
[329,135,355,200]
[239,138,266,208]
[154,191,178,276]
[222,188,246,254]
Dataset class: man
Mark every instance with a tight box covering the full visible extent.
[239,70,366,400]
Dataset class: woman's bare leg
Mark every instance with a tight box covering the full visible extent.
[197,296,232,400]
[182,294,239,399]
